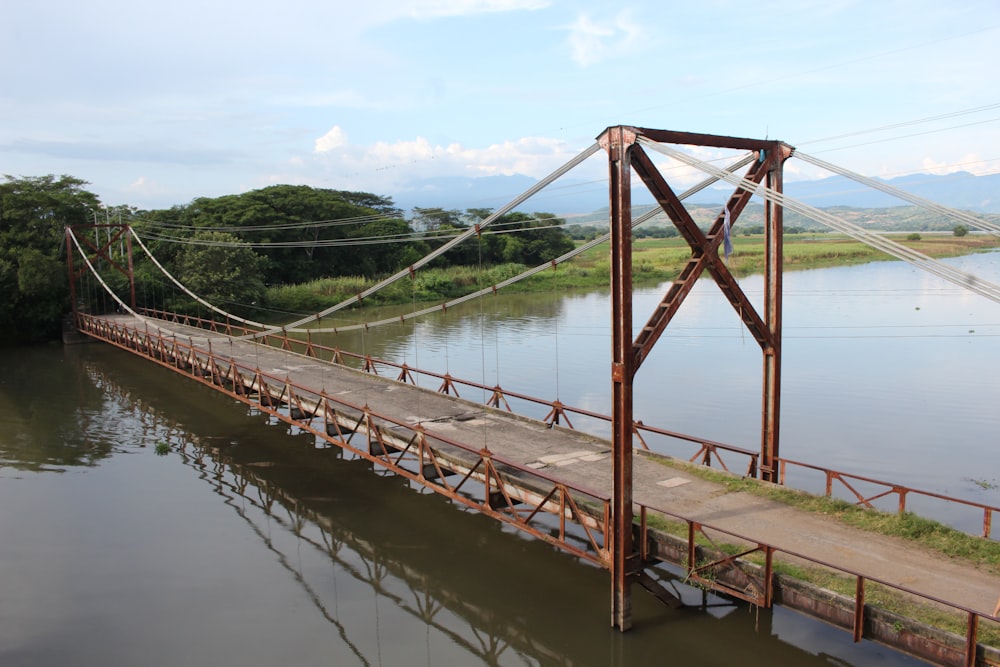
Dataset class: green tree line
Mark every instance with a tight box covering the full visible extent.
[0,175,574,344]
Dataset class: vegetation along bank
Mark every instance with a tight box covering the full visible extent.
[3,174,998,345]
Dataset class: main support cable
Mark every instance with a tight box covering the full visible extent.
[137,153,752,341]
[642,139,1000,305]
[276,154,757,336]
[72,143,603,346]
[129,227,269,331]
[794,150,1000,236]
[66,228,132,314]
[224,142,604,343]
[139,215,588,248]
[71,153,755,349]
[67,227,213,343]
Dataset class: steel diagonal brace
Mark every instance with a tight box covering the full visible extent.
[629,147,776,370]
[71,225,131,280]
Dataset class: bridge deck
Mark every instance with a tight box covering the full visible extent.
[92,314,1000,624]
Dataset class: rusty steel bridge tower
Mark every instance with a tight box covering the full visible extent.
[65,223,136,317]
[600,126,793,630]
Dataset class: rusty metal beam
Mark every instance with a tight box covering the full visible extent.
[854,576,866,642]
[633,127,781,152]
[601,125,638,631]
[65,227,78,318]
[627,135,790,484]
[698,154,779,346]
[761,160,785,482]
[126,230,136,309]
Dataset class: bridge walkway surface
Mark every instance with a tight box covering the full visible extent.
[90,315,1000,632]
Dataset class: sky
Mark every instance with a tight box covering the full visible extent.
[3,0,1000,213]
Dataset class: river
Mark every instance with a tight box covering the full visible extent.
[2,252,998,666]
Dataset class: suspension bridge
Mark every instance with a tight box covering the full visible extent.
[65,127,1000,666]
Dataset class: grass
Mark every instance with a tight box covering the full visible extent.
[653,456,1000,567]
[643,501,1000,648]
[971,478,999,491]
[262,263,531,314]
[637,455,1000,647]
[764,558,1000,646]
[622,232,1000,279]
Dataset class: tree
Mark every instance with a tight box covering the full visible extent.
[953,225,969,237]
[411,207,464,232]
[413,208,480,266]
[351,218,428,277]
[174,231,266,314]
[141,185,411,285]
[0,175,100,343]
[490,212,574,265]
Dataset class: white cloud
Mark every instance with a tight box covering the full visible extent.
[921,153,1000,177]
[127,176,150,192]
[292,130,598,197]
[352,134,581,179]
[119,175,173,208]
[566,10,644,67]
[783,159,831,182]
[647,145,752,189]
[472,136,580,175]
[315,126,349,153]
[405,0,549,19]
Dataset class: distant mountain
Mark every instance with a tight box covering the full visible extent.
[391,171,1000,215]
[784,171,1000,212]
[393,174,540,212]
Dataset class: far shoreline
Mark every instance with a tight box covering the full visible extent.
[258,232,1000,317]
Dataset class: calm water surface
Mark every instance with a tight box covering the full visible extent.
[3,253,998,666]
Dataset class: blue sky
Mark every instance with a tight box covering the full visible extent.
[3,0,999,212]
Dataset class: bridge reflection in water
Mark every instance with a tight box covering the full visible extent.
[82,351,924,667]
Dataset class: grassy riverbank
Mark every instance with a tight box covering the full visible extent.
[261,233,1000,316]
[641,454,1000,647]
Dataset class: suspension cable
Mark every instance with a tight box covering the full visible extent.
[222,141,604,342]
[129,227,269,330]
[68,227,224,344]
[67,228,135,315]
[263,153,757,336]
[85,149,753,343]
[136,213,599,248]
[794,150,1000,236]
[640,138,1000,305]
